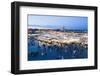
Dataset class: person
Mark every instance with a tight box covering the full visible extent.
[64,45,68,53]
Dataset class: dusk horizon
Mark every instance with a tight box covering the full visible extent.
[28,15,88,61]
[28,15,88,30]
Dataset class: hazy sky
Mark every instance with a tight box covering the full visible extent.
[28,15,88,30]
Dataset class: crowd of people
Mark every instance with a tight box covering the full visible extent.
[28,36,88,61]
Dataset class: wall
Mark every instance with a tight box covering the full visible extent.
[0,0,99,76]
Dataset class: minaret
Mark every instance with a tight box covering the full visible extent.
[62,25,65,32]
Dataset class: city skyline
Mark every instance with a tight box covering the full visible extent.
[28,15,88,30]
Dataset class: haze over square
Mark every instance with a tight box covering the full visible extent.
[28,15,88,30]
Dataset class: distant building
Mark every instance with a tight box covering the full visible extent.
[28,28,33,34]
